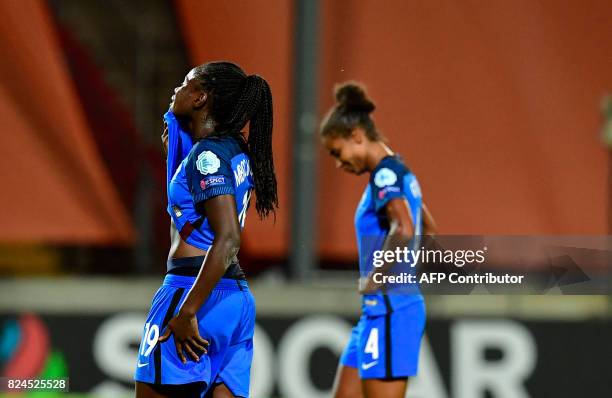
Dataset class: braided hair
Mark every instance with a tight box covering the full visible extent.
[320,81,380,140]
[193,61,278,218]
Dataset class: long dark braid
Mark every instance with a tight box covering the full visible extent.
[193,61,278,218]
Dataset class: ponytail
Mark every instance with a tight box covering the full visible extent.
[194,62,278,218]
[320,81,380,140]
[241,76,278,218]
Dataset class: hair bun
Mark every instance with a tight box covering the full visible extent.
[334,82,375,113]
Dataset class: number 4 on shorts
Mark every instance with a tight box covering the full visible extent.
[364,327,379,360]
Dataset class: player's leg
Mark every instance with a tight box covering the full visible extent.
[206,383,236,398]
[333,364,363,398]
[333,319,363,398]
[361,378,408,398]
[135,381,165,398]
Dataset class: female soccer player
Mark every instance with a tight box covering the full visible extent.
[134,61,277,398]
[320,82,436,398]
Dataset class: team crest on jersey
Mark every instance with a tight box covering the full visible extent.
[196,151,220,175]
[374,168,397,187]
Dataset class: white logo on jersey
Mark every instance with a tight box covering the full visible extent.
[409,178,422,198]
[196,151,220,175]
[361,361,378,370]
[374,168,397,187]
[234,158,252,186]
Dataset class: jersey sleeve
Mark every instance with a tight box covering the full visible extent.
[370,160,407,214]
[187,139,235,206]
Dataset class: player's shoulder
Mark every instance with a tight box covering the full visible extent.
[190,135,244,164]
[380,154,411,173]
[192,135,233,155]
[370,155,411,188]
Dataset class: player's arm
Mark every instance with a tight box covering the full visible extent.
[360,198,414,293]
[422,202,437,235]
[385,198,415,245]
[180,195,240,316]
[158,195,238,363]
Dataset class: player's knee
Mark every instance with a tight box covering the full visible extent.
[211,383,236,398]
[334,384,363,398]
[135,382,165,398]
[334,390,355,398]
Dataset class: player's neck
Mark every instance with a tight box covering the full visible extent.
[366,142,394,172]
[190,110,215,140]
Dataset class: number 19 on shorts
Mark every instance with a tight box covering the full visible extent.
[140,322,159,357]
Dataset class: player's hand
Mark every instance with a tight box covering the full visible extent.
[359,274,380,294]
[158,312,209,364]
[161,123,169,158]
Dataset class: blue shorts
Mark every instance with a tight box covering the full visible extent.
[340,299,426,379]
[134,274,255,397]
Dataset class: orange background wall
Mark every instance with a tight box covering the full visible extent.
[316,0,611,258]
[2,1,608,258]
[178,0,611,260]
[0,0,132,244]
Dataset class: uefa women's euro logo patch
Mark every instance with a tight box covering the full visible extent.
[374,168,397,187]
[196,151,221,175]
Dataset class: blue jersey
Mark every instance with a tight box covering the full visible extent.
[356,155,423,316]
[167,135,254,251]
